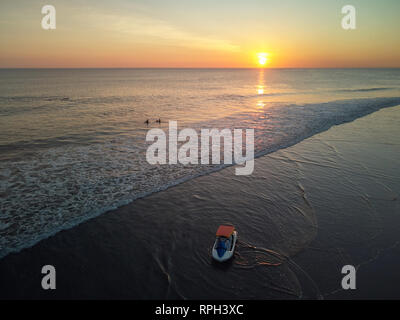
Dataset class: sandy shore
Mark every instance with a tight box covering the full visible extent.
[0,105,399,299]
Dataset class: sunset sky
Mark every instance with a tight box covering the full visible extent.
[1,0,399,68]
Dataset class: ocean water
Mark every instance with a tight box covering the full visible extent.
[1,68,400,258]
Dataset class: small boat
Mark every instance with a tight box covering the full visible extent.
[212,225,237,262]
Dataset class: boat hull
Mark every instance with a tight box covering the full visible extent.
[212,231,237,262]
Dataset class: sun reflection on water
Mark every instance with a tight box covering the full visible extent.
[256,69,266,112]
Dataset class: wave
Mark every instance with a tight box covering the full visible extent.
[213,87,398,101]
[337,87,395,93]
[1,96,400,259]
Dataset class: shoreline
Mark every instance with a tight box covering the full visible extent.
[0,105,399,299]
[2,97,400,260]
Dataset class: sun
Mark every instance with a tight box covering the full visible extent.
[257,53,269,66]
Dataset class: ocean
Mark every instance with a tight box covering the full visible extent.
[1,68,400,260]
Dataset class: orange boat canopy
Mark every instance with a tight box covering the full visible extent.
[216,225,235,238]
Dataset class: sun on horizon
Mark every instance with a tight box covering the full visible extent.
[257,53,270,67]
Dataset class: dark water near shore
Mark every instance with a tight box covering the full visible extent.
[0,106,399,299]
[1,68,400,259]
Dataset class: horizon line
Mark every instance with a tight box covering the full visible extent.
[1,67,400,70]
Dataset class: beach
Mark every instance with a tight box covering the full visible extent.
[2,68,400,261]
[1,104,399,300]
[2,0,400,306]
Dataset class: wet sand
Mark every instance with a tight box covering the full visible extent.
[0,105,399,299]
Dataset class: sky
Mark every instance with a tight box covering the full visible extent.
[0,0,399,68]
